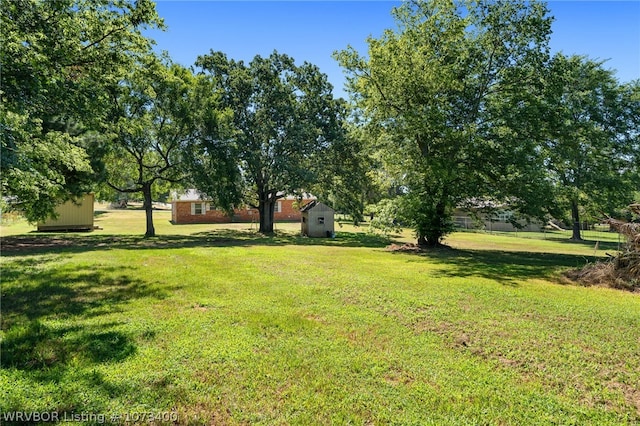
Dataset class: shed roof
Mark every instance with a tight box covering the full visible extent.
[300,200,334,213]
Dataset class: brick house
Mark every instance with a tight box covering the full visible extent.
[171,192,306,224]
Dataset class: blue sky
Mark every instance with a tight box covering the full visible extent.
[147,1,640,98]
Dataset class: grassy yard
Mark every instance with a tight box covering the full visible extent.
[1,209,639,424]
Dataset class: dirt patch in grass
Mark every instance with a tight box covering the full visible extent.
[383,366,415,387]
[385,243,455,253]
[386,243,423,253]
[414,316,640,416]
[178,403,234,426]
[607,382,640,414]
[302,313,328,325]
[192,303,210,312]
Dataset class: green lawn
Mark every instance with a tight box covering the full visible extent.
[1,209,639,425]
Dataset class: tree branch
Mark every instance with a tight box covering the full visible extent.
[106,181,143,193]
[82,26,126,52]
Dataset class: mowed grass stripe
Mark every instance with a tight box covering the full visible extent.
[1,215,639,424]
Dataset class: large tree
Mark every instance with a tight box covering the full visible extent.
[0,0,162,222]
[195,51,351,233]
[305,117,372,224]
[336,0,554,247]
[106,56,200,237]
[542,54,640,240]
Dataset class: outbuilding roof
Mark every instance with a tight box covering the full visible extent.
[300,200,317,212]
[300,200,333,213]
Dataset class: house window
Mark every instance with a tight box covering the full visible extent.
[494,211,513,222]
[274,201,282,213]
[192,202,205,215]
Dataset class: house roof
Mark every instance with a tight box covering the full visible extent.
[457,197,514,210]
[173,189,203,201]
[173,189,316,203]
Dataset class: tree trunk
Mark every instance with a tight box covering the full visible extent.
[570,199,582,241]
[258,197,275,234]
[418,233,443,248]
[418,227,446,248]
[417,198,447,248]
[143,183,155,238]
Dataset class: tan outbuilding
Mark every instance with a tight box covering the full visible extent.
[300,201,334,238]
[37,194,95,231]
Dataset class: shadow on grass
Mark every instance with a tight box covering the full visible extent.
[0,228,392,258]
[1,254,170,373]
[1,255,175,414]
[1,256,171,327]
[2,321,136,370]
[541,236,620,252]
[1,228,605,286]
[399,248,594,286]
[1,330,143,416]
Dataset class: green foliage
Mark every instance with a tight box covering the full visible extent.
[195,51,363,233]
[0,0,163,222]
[105,55,205,236]
[0,111,93,221]
[308,113,371,224]
[368,198,403,235]
[541,57,640,239]
[180,75,242,214]
[107,56,192,190]
[336,0,554,247]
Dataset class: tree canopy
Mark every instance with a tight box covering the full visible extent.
[105,55,204,237]
[336,0,554,246]
[195,51,358,233]
[1,0,163,221]
[541,54,640,240]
